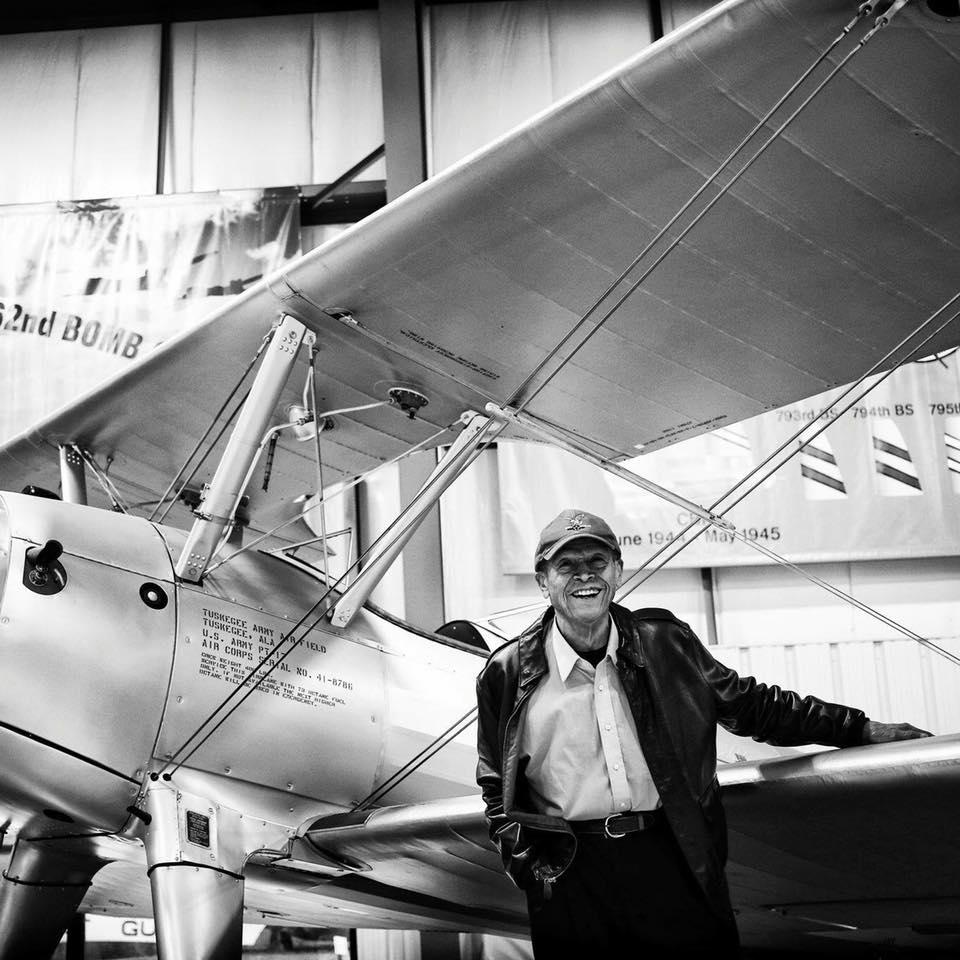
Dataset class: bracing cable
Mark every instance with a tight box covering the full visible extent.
[377,329,960,811]
[75,448,130,514]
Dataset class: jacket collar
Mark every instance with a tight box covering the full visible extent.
[611,602,646,668]
[517,601,645,687]
[517,608,551,689]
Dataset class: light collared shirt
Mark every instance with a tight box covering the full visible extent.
[519,618,660,820]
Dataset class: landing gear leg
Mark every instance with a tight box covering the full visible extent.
[66,913,86,960]
[144,781,245,960]
[0,836,106,960]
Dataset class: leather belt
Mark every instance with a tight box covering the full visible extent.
[568,808,664,839]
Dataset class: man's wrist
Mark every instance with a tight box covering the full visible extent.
[862,720,934,743]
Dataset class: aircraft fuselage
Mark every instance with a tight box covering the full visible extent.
[0,488,483,853]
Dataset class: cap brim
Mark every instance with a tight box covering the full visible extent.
[536,533,620,568]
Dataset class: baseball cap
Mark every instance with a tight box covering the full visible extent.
[534,509,621,570]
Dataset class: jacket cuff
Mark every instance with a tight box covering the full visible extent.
[849,714,869,746]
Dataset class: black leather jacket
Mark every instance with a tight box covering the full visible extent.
[476,603,868,917]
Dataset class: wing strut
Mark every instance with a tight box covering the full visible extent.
[329,411,502,628]
[175,314,307,582]
[58,446,86,505]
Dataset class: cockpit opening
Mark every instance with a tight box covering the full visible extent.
[434,619,489,652]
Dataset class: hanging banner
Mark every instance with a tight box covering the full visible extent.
[0,188,300,442]
[499,352,960,571]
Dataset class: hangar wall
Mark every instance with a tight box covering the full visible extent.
[0,13,386,202]
[0,0,703,204]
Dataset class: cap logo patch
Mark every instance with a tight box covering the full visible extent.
[565,514,589,531]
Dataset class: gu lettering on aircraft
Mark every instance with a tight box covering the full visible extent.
[193,604,353,709]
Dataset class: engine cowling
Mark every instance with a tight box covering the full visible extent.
[0,491,176,831]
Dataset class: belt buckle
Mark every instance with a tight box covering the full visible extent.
[603,814,627,839]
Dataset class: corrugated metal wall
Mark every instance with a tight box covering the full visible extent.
[711,637,960,736]
[710,558,960,733]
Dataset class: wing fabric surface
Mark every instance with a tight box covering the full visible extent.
[0,0,958,536]
[292,735,960,949]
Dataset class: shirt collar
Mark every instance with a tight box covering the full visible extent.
[550,617,619,681]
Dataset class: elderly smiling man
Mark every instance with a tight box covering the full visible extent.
[476,509,930,957]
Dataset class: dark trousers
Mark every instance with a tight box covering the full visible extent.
[524,820,739,958]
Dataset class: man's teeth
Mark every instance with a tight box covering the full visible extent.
[572,588,600,597]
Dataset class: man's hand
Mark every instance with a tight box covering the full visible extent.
[862,720,933,743]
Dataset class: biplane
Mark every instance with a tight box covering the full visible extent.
[1,0,959,955]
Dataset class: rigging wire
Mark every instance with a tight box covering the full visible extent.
[506,3,882,413]
[158,417,504,776]
[148,331,272,523]
[75,447,130,513]
[344,299,960,811]
[484,307,960,667]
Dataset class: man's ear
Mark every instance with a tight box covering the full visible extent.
[613,559,624,590]
[535,569,549,598]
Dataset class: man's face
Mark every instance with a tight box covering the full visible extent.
[536,540,623,633]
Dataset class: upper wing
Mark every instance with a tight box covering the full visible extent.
[1,0,958,535]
